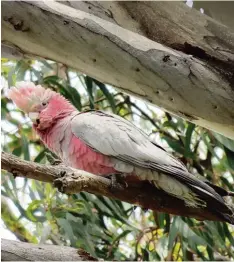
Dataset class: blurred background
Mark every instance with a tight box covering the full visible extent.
[1,58,234,260]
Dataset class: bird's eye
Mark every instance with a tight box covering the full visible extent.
[42,102,47,106]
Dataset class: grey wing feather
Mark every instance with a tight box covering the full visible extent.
[71,110,224,203]
[71,111,185,168]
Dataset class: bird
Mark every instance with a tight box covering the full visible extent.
[8,81,234,224]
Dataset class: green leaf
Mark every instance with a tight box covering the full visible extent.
[155,212,166,229]
[34,149,46,163]
[112,230,132,245]
[163,120,178,129]
[156,235,169,259]
[185,123,195,156]
[162,136,184,155]
[224,146,234,170]
[26,200,45,222]
[66,85,82,110]
[12,147,22,157]
[177,218,208,251]
[43,75,60,83]
[94,80,116,113]
[84,76,95,109]
[21,134,30,160]
[212,132,234,152]
[40,60,53,70]
[168,217,178,250]
[15,60,30,81]
[7,66,16,87]
[141,248,150,261]
[31,68,42,81]
[57,217,76,246]
[223,222,234,247]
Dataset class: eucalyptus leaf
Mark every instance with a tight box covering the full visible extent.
[212,132,234,152]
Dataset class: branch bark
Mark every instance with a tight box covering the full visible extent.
[1,238,98,261]
[1,152,228,223]
[2,1,234,139]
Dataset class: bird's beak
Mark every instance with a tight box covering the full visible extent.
[28,112,39,123]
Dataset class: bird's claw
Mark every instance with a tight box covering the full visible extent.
[108,174,128,193]
[52,159,63,166]
[45,152,62,166]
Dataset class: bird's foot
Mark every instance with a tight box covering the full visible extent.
[52,159,63,166]
[45,152,62,166]
[108,173,128,193]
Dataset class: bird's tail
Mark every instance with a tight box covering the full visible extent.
[191,182,234,224]
[152,173,234,224]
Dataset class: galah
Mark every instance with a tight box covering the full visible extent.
[8,82,234,224]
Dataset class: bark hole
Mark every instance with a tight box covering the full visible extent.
[163,55,171,62]
[172,42,234,86]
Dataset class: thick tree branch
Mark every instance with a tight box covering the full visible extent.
[1,238,98,261]
[1,152,228,223]
[2,1,234,139]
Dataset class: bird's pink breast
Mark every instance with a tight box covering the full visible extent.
[39,114,116,176]
[69,135,117,175]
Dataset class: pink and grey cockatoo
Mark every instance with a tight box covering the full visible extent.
[8,82,234,224]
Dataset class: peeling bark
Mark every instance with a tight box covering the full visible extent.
[1,1,234,138]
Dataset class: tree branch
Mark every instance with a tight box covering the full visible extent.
[1,152,228,223]
[1,238,98,261]
[2,1,234,139]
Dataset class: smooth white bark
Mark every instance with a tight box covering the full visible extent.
[1,238,97,261]
[2,1,234,138]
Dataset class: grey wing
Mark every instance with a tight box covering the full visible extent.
[71,111,186,168]
[71,111,224,203]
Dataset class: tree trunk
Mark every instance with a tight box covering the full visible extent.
[2,1,234,138]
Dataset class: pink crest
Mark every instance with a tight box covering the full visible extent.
[8,81,55,112]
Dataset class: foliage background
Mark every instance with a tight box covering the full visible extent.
[1,59,234,261]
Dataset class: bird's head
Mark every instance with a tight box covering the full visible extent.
[8,81,75,131]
